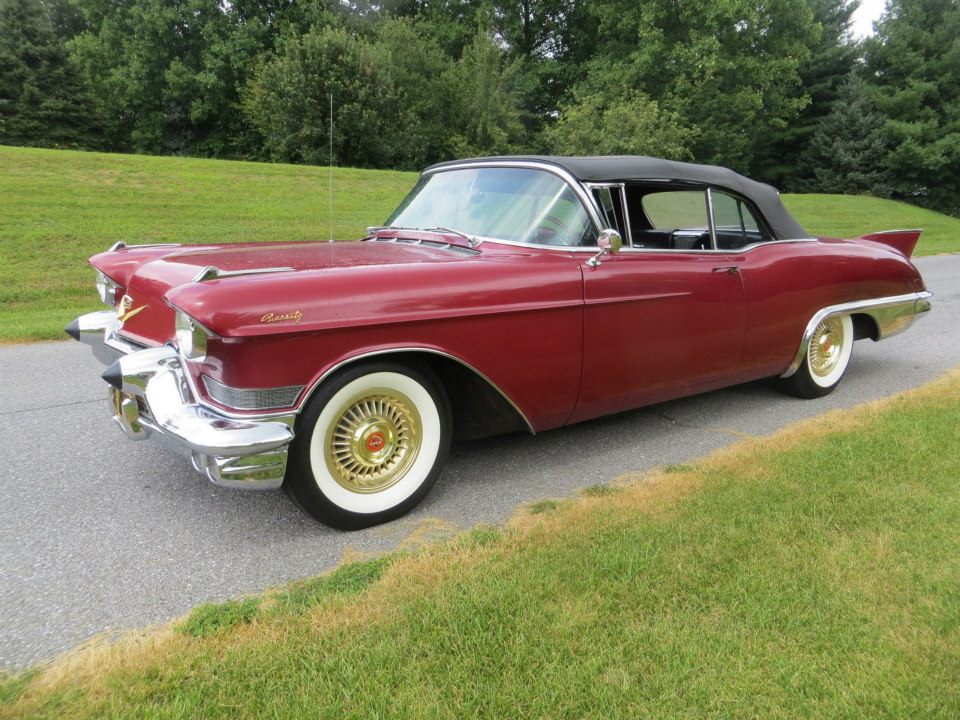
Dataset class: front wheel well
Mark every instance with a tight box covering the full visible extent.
[301,351,532,441]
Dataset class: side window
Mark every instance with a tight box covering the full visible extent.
[591,186,626,238]
[638,190,711,250]
[711,191,772,249]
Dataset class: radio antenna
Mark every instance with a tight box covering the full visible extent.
[328,93,334,243]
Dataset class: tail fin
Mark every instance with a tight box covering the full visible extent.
[855,229,922,258]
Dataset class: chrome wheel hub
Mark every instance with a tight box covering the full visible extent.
[325,390,421,493]
[809,317,845,377]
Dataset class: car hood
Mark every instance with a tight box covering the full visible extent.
[91,238,477,345]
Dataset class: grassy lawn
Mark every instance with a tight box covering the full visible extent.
[0,146,417,342]
[4,370,959,718]
[2,145,958,342]
[782,193,960,254]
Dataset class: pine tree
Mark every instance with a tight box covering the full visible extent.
[758,0,861,188]
[864,0,960,215]
[798,75,893,195]
[0,0,100,148]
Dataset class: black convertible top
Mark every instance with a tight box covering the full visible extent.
[425,155,810,240]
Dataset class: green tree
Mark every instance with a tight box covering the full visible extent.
[0,0,100,147]
[758,0,861,188]
[797,74,893,195]
[441,31,526,157]
[574,0,818,172]
[864,0,960,214]
[543,91,696,159]
[68,0,283,156]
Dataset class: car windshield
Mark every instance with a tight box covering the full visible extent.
[386,167,596,247]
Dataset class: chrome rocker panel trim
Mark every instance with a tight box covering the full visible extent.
[781,291,933,378]
[72,310,294,490]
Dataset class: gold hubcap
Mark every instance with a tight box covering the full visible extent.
[809,317,846,377]
[324,388,421,494]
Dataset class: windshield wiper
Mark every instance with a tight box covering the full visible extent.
[425,226,481,247]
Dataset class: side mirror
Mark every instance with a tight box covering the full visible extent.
[588,228,623,267]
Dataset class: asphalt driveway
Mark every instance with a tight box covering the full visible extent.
[1,254,957,668]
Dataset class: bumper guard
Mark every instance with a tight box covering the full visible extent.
[70,310,294,490]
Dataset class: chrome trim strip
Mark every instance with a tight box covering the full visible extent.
[108,242,182,252]
[705,187,718,250]
[618,237,819,256]
[192,266,295,283]
[780,291,933,378]
[296,348,536,434]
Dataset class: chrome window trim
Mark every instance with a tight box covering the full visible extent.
[618,237,818,256]
[780,291,933,378]
[420,160,603,251]
[584,182,633,247]
[705,188,718,250]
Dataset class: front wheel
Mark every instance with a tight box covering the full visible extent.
[284,361,451,529]
[777,314,854,398]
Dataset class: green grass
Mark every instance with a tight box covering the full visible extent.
[5,370,959,718]
[783,193,960,254]
[0,145,417,342]
[2,145,958,342]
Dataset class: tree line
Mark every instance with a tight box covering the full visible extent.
[1,0,958,215]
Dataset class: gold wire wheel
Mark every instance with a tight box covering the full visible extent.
[808,316,846,378]
[324,388,422,494]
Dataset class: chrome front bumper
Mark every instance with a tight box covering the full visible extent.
[69,310,294,490]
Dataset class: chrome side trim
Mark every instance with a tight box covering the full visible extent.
[297,347,536,435]
[780,291,933,378]
[619,237,819,256]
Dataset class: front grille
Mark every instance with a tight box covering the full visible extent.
[202,375,304,411]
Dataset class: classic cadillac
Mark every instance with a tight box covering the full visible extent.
[67,156,932,528]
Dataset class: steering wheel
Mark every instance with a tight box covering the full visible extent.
[532,214,572,245]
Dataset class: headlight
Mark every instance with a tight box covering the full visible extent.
[96,270,121,306]
[174,309,211,361]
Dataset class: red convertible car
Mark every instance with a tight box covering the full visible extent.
[67,156,932,528]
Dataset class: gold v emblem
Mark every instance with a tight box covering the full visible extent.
[118,304,147,323]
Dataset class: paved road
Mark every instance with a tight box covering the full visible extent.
[1,255,958,667]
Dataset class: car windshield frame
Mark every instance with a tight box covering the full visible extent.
[386,163,603,250]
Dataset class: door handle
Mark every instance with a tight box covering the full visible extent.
[712,265,740,274]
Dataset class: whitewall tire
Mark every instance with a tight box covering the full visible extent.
[778,314,854,398]
[284,361,451,529]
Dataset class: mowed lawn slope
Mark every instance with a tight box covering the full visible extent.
[2,145,958,341]
[0,146,417,341]
[4,371,959,718]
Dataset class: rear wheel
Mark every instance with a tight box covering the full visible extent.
[285,361,451,529]
[777,314,854,398]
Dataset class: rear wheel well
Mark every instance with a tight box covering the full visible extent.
[304,351,531,441]
[851,313,879,341]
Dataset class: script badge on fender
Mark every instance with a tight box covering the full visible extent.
[261,310,303,324]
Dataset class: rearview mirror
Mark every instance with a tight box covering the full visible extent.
[588,229,623,267]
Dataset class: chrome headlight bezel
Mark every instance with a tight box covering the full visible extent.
[174,308,212,362]
[96,270,121,306]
